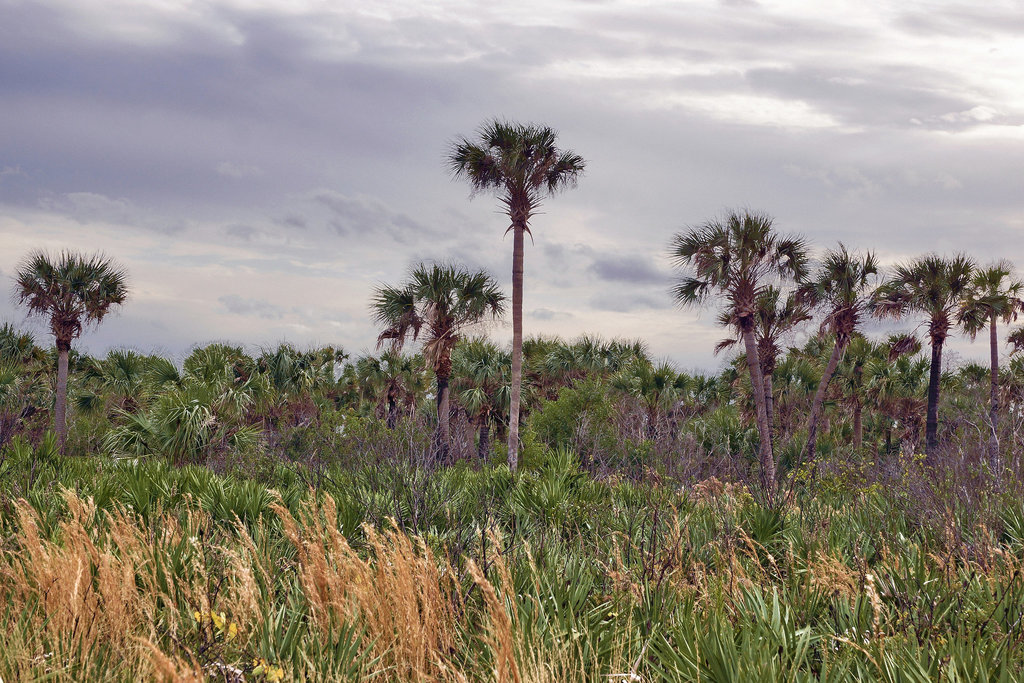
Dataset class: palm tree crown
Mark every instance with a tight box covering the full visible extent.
[373,263,505,370]
[801,244,879,345]
[448,120,585,230]
[959,262,1024,338]
[671,211,809,325]
[17,250,129,350]
[873,254,975,344]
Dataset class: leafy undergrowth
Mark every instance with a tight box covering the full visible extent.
[1,451,1023,681]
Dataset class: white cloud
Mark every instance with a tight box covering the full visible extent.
[939,105,1000,123]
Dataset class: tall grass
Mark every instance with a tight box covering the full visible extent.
[1,449,1023,681]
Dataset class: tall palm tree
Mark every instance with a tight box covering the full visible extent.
[372,263,505,461]
[448,120,585,471]
[799,245,879,460]
[671,210,808,503]
[957,262,1023,468]
[452,338,511,459]
[15,250,129,450]
[872,253,974,460]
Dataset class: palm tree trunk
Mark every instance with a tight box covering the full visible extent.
[55,342,70,452]
[988,313,1000,471]
[507,223,525,472]
[435,373,451,463]
[742,328,775,504]
[646,404,658,439]
[386,392,398,430]
[925,337,943,461]
[764,372,775,442]
[478,416,491,459]
[853,397,863,452]
[805,339,844,461]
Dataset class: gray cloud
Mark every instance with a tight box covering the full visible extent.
[745,64,979,129]
[531,308,573,321]
[589,292,671,314]
[218,295,286,320]
[223,224,262,241]
[216,162,263,179]
[37,192,185,233]
[589,254,668,285]
[310,190,437,243]
[895,7,1024,38]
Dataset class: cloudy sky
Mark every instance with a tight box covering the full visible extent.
[2,0,1022,370]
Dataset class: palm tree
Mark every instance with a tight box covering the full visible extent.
[544,335,648,387]
[352,351,425,428]
[671,210,808,503]
[799,245,879,460]
[372,263,505,461]
[769,352,818,442]
[958,261,1024,468]
[452,338,511,459]
[864,337,928,454]
[522,334,565,406]
[104,344,265,464]
[715,286,811,441]
[872,254,974,460]
[833,335,888,453]
[448,120,585,472]
[611,358,682,439]
[80,349,150,415]
[0,323,47,449]
[15,250,129,450]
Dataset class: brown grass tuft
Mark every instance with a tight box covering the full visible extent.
[272,494,462,679]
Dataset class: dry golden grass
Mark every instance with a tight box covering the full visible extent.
[0,491,267,681]
[272,494,462,680]
[809,552,860,601]
[4,492,153,661]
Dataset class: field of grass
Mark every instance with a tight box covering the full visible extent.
[2,441,1024,682]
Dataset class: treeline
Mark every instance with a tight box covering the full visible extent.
[4,311,1024,490]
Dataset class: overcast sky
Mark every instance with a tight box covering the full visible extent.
[2,0,1022,371]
